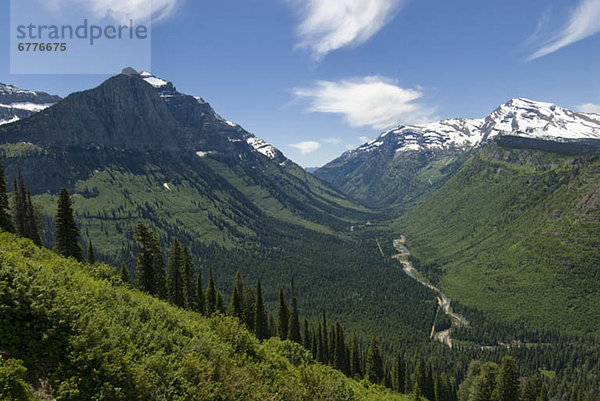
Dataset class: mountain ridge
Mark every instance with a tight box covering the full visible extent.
[315,98,600,208]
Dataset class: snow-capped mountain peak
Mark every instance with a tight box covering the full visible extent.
[483,98,600,142]
[351,98,600,157]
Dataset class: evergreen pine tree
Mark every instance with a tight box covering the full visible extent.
[243,287,255,331]
[303,319,311,350]
[119,263,130,284]
[468,362,498,401]
[413,379,422,401]
[0,160,14,233]
[181,246,196,310]
[196,271,205,315]
[394,354,405,393]
[205,268,217,315]
[321,312,329,364]
[12,177,26,236]
[167,240,184,307]
[254,280,268,341]
[317,323,324,363]
[522,375,542,401]
[134,224,163,296]
[25,190,41,246]
[492,356,520,401]
[277,288,288,340]
[228,272,244,319]
[87,240,96,264]
[228,285,243,319]
[365,336,384,384]
[287,295,301,344]
[350,335,362,378]
[268,313,276,338]
[54,188,82,260]
[216,291,225,313]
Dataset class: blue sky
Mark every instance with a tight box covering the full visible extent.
[1,0,599,167]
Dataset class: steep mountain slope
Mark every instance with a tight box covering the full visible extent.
[0,72,437,347]
[0,83,60,126]
[394,142,600,334]
[316,99,600,208]
[0,231,410,401]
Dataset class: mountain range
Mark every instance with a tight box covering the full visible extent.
[315,98,600,208]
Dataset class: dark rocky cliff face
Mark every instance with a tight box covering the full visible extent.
[0,73,288,194]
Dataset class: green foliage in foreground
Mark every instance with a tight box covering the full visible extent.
[0,231,411,401]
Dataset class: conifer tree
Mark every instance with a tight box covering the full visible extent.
[228,272,244,319]
[468,362,498,401]
[181,246,196,310]
[268,313,276,338]
[394,354,406,393]
[303,319,311,350]
[228,285,243,319]
[196,271,205,315]
[87,240,96,265]
[134,224,163,296]
[350,335,362,378]
[25,190,41,246]
[243,287,255,331]
[12,177,26,236]
[413,379,422,401]
[119,263,130,284]
[54,188,82,261]
[317,323,325,363]
[216,291,225,313]
[287,295,301,344]
[0,160,14,233]
[492,356,520,401]
[205,268,217,315]
[167,240,184,307]
[522,375,542,401]
[321,312,329,364]
[365,336,383,384]
[277,288,288,340]
[254,280,268,341]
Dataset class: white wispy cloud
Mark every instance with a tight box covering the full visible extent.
[293,76,436,130]
[290,141,322,154]
[577,103,600,114]
[528,0,600,60]
[358,136,370,143]
[289,0,405,60]
[324,137,342,144]
[46,0,179,23]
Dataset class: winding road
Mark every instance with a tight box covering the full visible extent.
[392,237,468,348]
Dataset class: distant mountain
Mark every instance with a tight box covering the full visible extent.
[315,98,600,208]
[305,167,320,174]
[0,83,60,125]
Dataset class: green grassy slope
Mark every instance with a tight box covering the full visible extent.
[0,231,413,401]
[393,143,600,333]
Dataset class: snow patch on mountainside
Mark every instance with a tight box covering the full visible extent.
[246,137,278,159]
[0,102,54,112]
[0,116,19,126]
